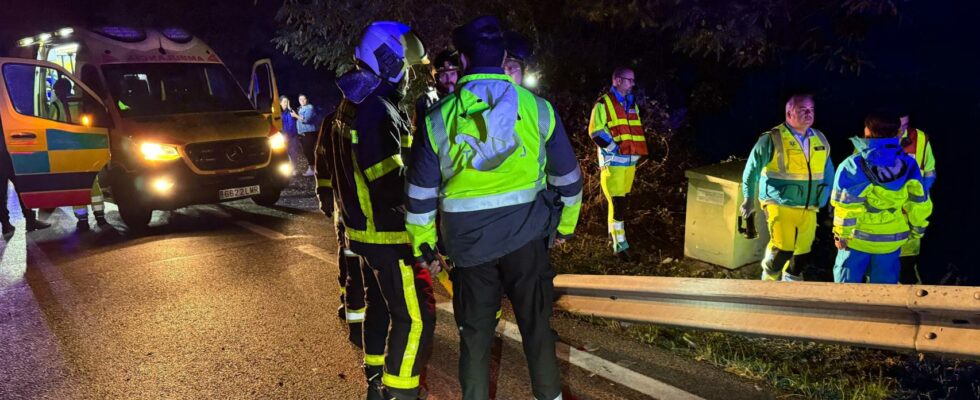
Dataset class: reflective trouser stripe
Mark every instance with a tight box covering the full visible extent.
[73,178,105,217]
[381,261,424,389]
[317,178,332,188]
[346,307,366,323]
[365,353,385,367]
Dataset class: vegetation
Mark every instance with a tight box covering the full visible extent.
[274,1,978,398]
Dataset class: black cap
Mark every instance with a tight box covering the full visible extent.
[504,31,533,62]
[433,50,460,72]
[452,15,504,55]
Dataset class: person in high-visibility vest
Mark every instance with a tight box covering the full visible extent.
[588,67,647,260]
[405,16,582,400]
[741,94,835,281]
[896,113,936,283]
[327,21,434,400]
[831,111,932,283]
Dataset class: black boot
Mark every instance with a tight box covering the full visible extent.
[2,221,14,237]
[25,214,50,232]
[365,366,386,400]
[76,217,91,232]
[95,213,109,227]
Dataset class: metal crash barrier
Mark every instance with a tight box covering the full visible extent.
[553,275,980,359]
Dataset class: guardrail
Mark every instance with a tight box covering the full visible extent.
[553,275,980,359]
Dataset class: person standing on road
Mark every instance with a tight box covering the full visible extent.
[588,67,647,261]
[279,95,302,169]
[895,110,937,283]
[741,94,835,281]
[329,21,434,400]
[404,16,582,400]
[1,119,49,236]
[831,111,932,284]
[292,94,318,177]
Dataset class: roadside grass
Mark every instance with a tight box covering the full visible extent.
[551,232,979,399]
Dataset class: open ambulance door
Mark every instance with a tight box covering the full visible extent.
[0,58,110,208]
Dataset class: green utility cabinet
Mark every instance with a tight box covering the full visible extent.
[683,161,769,269]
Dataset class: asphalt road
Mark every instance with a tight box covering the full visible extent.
[0,175,777,399]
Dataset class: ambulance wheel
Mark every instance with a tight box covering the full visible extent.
[113,177,152,231]
[252,186,282,207]
[119,203,152,231]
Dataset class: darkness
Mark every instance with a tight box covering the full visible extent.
[0,0,975,283]
[693,1,980,284]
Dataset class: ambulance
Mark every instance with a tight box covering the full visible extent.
[11,27,291,229]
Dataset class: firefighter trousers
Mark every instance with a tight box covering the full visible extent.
[358,243,435,396]
[450,238,561,400]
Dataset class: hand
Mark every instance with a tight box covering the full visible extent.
[740,200,755,219]
[834,236,848,250]
[553,237,567,247]
[419,260,441,276]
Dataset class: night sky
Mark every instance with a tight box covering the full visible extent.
[1,0,977,283]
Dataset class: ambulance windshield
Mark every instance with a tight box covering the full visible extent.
[103,63,253,117]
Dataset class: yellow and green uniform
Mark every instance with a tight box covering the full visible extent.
[405,68,581,400]
[832,137,932,283]
[330,69,435,396]
[742,124,835,280]
[588,88,646,253]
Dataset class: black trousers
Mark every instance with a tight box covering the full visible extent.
[299,132,317,168]
[358,243,436,395]
[1,152,34,226]
[451,238,561,400]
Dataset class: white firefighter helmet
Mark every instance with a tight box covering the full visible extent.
[354,21,429,84]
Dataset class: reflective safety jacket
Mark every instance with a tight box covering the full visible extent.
[589,89,648,159]
[328,70,412,254]
[742,124,835,209]
[405,69,583,267]
[832,137,932,254]
[901,127,936,194]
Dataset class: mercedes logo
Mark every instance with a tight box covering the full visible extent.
[225,145,246,162]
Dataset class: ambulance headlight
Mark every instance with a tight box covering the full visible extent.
[269,132,287,152]
[140,142,181,162]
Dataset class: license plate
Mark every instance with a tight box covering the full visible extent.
[219,185,260,200]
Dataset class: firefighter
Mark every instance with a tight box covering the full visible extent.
[588,67,647,260]
[741,94,835,281]
[314,107,366,348]
[405,16,582,400]
[328,21,434,400]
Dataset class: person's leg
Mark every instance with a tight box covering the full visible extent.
[360,254,389,399]
[372,246,435,400]
[91,178,107,225]
[834,248,870,283]
[601,166,630,254]
[451,260,503,400]
[784,209,817,281]
[761,204,794,280]
[500,239,562,400]
[868,249,901,284]
[898,237,922,284]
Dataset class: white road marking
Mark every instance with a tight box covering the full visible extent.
[436,302,705,400]
[295,244,336,265]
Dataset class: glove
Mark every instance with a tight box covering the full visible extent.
[740,200,755,219]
